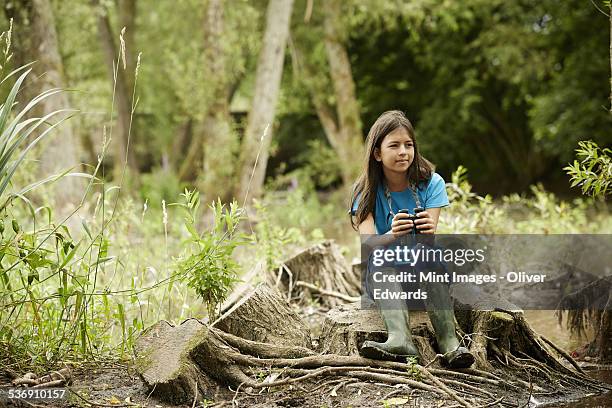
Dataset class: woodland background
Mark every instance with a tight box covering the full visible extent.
[4,0,612,201]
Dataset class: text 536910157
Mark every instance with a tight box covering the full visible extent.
[3,388,67,400]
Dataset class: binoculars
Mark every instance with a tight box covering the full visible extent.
[398,207,425,234]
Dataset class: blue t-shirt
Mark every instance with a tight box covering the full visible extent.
[352,172,449,234]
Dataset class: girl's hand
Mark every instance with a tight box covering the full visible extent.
[391,212,414,236]
[414,210,436,234]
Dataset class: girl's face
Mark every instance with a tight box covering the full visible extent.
[373,127,414,174]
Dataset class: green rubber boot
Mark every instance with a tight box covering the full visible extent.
[360,308,420,362]
[360,276,420,362]
[425,282,474,368]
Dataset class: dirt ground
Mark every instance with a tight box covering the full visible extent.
[0,363,444,408]
[2,362,611,408]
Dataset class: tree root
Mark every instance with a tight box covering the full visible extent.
[226,351,523,406]
[212,328,316,359]
[294,281,360,303]
[10,368,71,388]
[540,335,585,375]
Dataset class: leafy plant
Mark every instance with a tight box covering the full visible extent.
[173,189,247,318]
[564,141,612,197]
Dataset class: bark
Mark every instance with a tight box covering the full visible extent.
[133,242,607,405]
[172,117,193,171]
[317,302,437,364]
[178,120,202,181]
[215,283,312,348]
[92,0,137,178]
[234,0,294,201]
[609,1,611,113]
[176,0,236,200]
[135,307,605,405]
[4,0,84,206]
[597,304,612,361]
[200,0,235,201]
[290,0,364,190]
[118,0,136,93]
[558,276,612,362]
[134,319,243,404]
[321,0,364,187]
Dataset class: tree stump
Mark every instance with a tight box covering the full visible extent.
[214,283,312,348]
[275,240,361,308]
[134,319,245,404]
[317,302,439,365]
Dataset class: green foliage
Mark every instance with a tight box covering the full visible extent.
[565,141,612,197]
[173,189,247,319]
[139,167,183,204]
[344,0,611,191]
[297,139,343,189]
[440,166,504,233]
[252,198,304,271]
[2,0,612,374]
[0,65,75,202]
[438,166,603,234]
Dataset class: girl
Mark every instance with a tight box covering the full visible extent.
[349,110,474,368]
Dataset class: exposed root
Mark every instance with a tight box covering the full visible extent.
[10,368,71,388]
[212,328,316,359]
[540,335,586,375]
[294,281,360,303]
[135,277,610,406]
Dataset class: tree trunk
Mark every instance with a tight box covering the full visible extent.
[234,0,294,201]
[3,0,85,207]
[92,0,137,179]
[134,298,605,406]
[177,122,202,181]
[290,0,364,191]
[609,0,611,113]
[131,242,607,405]
[172,117,193,172]
[321,0,364,188]
[596,297,611,362]
[558,277,612,362]
[118,0,136,94]
[200,0,235,202]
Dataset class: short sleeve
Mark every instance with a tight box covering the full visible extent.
[424,173,450,208]
[350,194,360,216]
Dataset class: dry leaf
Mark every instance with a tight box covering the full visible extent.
[383,397,409,406]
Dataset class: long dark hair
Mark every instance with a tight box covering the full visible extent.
[350,110,434,231]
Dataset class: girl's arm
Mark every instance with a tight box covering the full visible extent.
[357,213,376,234]
[357,212,414,253]
[357,213,398,253]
